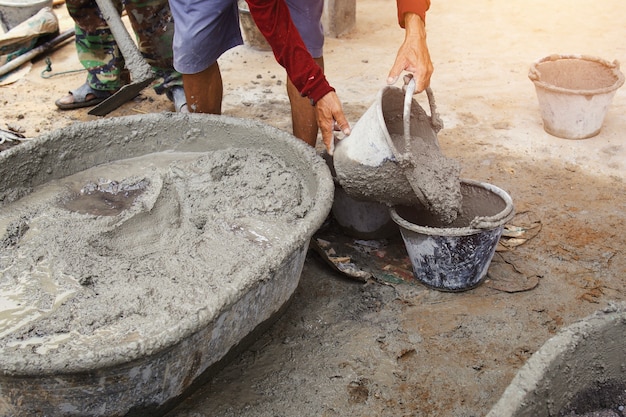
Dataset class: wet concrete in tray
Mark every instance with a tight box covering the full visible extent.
[0,148,311,368]
[0,115,335,416]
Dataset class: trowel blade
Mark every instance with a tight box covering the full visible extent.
[88,77,154,116]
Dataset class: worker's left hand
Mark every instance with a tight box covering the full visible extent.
[315,91,351,155]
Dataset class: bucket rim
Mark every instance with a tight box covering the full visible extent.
[389,179,515,236]
[528,54,625,96]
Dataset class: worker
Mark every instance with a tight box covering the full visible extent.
[168,0,350,154]
[168,0,433,154]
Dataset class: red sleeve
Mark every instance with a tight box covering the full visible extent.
[396,0,430,27]
[246,0,334,104]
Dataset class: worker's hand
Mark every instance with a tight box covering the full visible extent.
[387,13,433,93]
[315,91,351,156]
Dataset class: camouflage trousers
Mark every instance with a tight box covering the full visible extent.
[66,0,182,94]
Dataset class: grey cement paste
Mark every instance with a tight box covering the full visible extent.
[0,148,311,367]
[394,180,508,229]
[558,379,626,417]
[0,113,334,416]
[393,131,462,224]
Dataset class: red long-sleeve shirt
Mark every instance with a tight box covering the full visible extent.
[397,0,430,27]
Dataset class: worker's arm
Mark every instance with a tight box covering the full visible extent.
[387,0,433,92]
[245,0,350,153]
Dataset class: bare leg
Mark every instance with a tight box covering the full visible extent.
[287,57,324,147]
[183,62,223,114]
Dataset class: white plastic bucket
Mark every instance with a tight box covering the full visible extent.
[333,83,444,206]
[322,151,398,239]
[332,185,398,239]
[529,54,625,139]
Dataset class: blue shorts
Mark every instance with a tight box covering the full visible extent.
[171,0,324,74]
[286,0,324,59]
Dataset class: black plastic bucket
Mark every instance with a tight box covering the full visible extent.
[389,179,514,292]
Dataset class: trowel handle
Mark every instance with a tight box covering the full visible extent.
[93,0,153,81]
[402,79,444,142]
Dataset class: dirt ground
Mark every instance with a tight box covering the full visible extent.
[1,0,625,416]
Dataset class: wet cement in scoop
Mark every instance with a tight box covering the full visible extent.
[0,148,312,368]
[391,132,462,225]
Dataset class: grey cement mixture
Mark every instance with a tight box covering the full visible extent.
[0,148,311,372]
[559,380,626,417]
[389,88,462,225]
[393,131,462,224]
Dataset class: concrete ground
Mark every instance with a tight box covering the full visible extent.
[1,0,625,415]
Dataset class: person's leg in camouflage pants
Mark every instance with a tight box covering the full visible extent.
[124,0,183,94]
[56,0,186,111]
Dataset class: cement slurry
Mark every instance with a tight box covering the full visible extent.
[0,113,334,377]
[1,149,311,372]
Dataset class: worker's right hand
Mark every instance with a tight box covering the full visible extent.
[387,13,433,93]
[315,92,351,156]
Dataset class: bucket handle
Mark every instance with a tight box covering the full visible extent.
[402,78,444,143]
[469,183,516,229]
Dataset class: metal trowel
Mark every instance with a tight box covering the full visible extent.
[88,0,154,116]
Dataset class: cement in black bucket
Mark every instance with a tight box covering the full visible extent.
[389,179,514,292]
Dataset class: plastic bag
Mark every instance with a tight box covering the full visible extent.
[0,7,59,66]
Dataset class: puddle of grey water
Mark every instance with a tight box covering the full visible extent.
[60,179,149,217]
